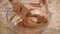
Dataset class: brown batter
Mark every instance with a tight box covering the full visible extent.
[9,0,48,28]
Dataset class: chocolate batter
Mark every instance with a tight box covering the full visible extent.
[9,0,48,29]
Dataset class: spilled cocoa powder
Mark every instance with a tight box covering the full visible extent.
[9,0,48,29]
